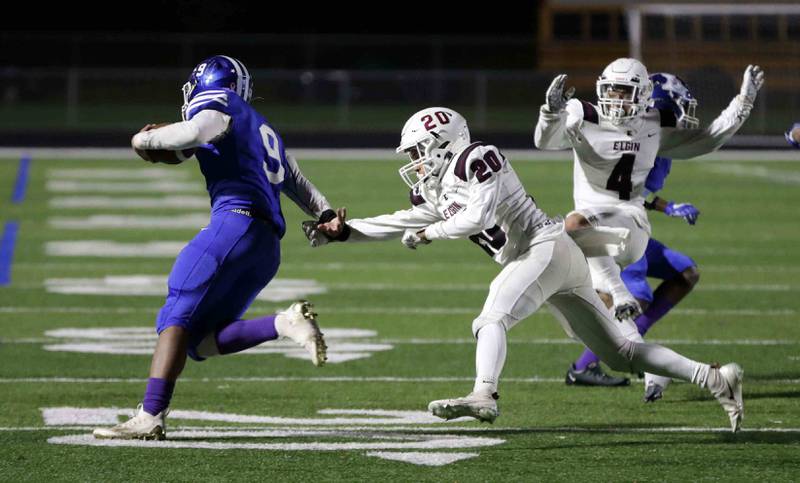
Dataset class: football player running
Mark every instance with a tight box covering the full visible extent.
[566,74,704,401]
[535,59,763,328]
[93,56,342,440]
[306,107,746,432]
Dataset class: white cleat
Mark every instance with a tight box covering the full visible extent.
[711,363,744,433]
[92,404,167,440]
[276,300,327,367]
[428,392,499,423]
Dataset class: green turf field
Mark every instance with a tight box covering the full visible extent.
[0,155,798,481]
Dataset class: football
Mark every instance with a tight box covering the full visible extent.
[134,122,196,164]
[134,147,196,164]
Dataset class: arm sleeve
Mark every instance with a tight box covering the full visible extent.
[131,110,231,151]
[658,95,751,159]
[534,99,583,150]
[423,148,501,240]
[280,152,333,218]
[346,205,441,242]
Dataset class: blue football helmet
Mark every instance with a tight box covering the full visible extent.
[181,55,253,120]
[650,73,698,129]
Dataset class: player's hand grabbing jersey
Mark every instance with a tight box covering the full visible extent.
[346,142,554,266]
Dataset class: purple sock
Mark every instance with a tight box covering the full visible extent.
[573,348,601,372]
[215,315,278,355]
[142,377,175,416]
[635,297,675,336]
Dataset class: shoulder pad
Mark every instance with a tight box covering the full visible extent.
[409,187,426,206]
[186,90,230,120]
[658,108,678,128]
[453,142,487,181]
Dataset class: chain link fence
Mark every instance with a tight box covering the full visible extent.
[0,67,788,135]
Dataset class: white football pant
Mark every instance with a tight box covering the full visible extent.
[470,225,710,395]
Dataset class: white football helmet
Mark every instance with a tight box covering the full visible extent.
[396,107,470,189]
[596,58,652,125]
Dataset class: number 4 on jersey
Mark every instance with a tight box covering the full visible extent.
[606,153,635,200]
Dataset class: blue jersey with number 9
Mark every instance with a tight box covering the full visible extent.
[184,88,287,236]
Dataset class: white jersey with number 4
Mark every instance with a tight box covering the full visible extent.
[534,96,753,216]
[346,142,553,266]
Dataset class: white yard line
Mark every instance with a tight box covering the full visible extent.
[3,337,797,346]
[46,168,189,180]
[2,147,799,161]
[49,196,209,209]
[46,180,203,193]
[48,214,209,229]
[703,265,800,273]
[46,241,186,257]
[0,305,796,317]
[37,277,800,293]
[0,306,157,314]
[15,259,800,273]
[704,163,800,185]
[2,376,799,385]
[3,425,798,433]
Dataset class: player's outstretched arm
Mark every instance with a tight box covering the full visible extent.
[132,110,231,151]
[659,65,764,159]
[282,153,337,220]
[303,205,440,247]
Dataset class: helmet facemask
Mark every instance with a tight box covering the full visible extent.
[398,133,449,190]
[180,80,197,121]
[597,81,645,125]
[675,96,699,129]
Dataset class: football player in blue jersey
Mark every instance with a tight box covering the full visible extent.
[565,73,702,402]
[93,55,343,440]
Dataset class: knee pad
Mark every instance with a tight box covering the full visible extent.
[472,314,514,338]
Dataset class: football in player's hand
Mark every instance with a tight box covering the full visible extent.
[135,147,196,164]
[133,123,196,164]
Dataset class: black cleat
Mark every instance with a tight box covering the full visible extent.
[565,362,631,387]
[643,383,664,403]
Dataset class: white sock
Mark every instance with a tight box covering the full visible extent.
[473,323,507,395]
[629,340,708,384]
[692,363,726,395]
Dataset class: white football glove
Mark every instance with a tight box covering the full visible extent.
[401,229,430,250]
[739,64,764,107]
[545,74,575,113]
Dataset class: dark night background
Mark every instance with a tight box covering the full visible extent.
[5,2,538,34]
[0,3,539,70]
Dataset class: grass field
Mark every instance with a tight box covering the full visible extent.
[0,154,798,481]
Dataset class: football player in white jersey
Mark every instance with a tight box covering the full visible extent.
[306,107,746,432]
[535,59,763,322]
